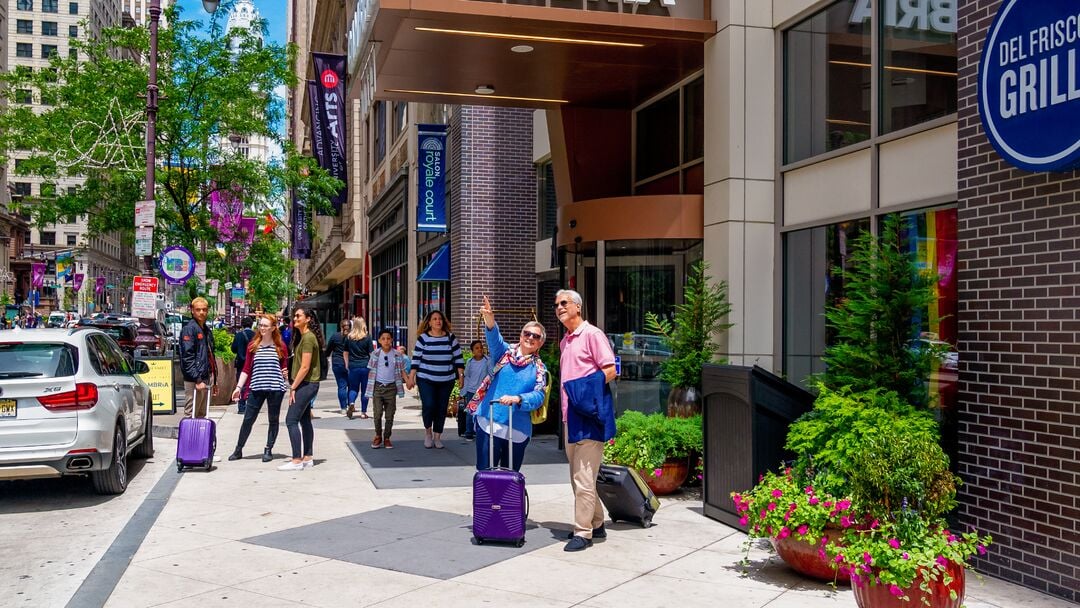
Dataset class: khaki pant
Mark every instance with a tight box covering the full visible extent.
[372,383,398,439]
[183,381,211,418]
[566,430,605,538]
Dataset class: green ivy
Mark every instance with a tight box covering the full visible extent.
[212,327,235,364]
[603,411,702,473]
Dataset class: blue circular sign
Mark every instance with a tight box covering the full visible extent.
[159,245,195,285]
[979,0,1080,172]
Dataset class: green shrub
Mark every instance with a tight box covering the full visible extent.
[604,411,702,473]
[212,328,235,364]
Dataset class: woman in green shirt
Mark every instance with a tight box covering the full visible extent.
[279,306,323,471]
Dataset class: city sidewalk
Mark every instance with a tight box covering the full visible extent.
[103,381,1074,608]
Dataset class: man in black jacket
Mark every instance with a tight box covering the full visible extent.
[230,316,255,414]
[180,297,217,417]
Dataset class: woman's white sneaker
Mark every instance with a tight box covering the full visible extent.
[277,461,304,471]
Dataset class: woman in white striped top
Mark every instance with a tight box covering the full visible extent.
[228,314,289,462]
[408,310,465,449]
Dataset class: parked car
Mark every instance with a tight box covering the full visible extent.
[0,328,154,494]
[76,319,140,357]
[133,319,171,357]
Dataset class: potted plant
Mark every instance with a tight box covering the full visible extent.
[603,410,702,495]
[211,327,237,405]
[645,260,732,417]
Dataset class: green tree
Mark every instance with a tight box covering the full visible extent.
[0,5,340,309]
[820,213,941,408]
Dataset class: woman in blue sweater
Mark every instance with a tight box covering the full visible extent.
[467,295,548,471]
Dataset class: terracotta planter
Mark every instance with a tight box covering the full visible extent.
[212,357,237,406]
[666,386,702,418]
[770,530,848,584]
[852,561,965,608]
[640,457,689,496]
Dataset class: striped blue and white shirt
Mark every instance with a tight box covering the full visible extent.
[249,345,288,393]
[411,333,465,383]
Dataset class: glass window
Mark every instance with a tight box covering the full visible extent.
[604,239,702,414]
[879,2,957,132]
[784,0,871,163]
[635,92,679,181]
[69,24,78,37]
[16,43,33,58]
[42,0,58,12]
[537,160,557,241]
[40,231,56,245]
[683,77,704,162]
[42,44,58,58]
[16,20,33,34]
[0,343,77,379]
[16,0,32,9]
[69,48,77,60]
[66,234,77,246]
[42,21,58,36]
[15,89,33,104]
[783,219,868,386]
[68,1,78,13]
[12,183,31,197]
[374,101,386,167]
[392,101,407,139]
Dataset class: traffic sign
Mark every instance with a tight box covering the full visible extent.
[131,276,159,319]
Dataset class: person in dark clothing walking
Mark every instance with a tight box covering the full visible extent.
[325,319,351,412]
[345,316,374,419]
[231,316,255,414]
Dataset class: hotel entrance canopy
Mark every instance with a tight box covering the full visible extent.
[350,0,716,110]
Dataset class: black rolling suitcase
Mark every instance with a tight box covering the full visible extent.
[597,464,661,528]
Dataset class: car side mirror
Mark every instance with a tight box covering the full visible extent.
[134,360,150,374]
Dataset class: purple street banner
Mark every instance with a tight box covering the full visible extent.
[310,52,348,213]
[210,184,244,242]
[31,263,45,289]
[73,273,84,292]
[291,188,311,259]
[239,217,257,246]
[95,276,106,294]
[417,124,448,232]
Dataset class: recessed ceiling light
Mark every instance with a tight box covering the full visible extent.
[385,88,569,104]
[474,84,495,95]
[414,26,644,48]
[511,44,534,53]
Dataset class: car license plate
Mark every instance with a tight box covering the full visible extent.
[0,399,15,418]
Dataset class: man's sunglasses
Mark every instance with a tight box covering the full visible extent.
[554,300,572,310]
[521,330,542,341]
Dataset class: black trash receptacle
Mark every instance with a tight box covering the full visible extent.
[701,364,814,527]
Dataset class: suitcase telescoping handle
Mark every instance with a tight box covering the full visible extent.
[488,399,513,470]
[192,383,212,419]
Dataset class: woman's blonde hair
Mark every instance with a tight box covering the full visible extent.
[348,316,368,340]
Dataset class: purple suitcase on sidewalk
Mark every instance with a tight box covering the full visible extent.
[472,401,528,547]
[176,389,216,472]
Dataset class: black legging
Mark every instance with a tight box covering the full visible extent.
[417,378,454,433]
[234,390,284,450]
[286,381,318,458]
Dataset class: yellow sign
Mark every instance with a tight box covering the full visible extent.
[138,357,176,414]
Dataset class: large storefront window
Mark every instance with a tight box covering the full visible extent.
[633,76,704,195]
[371,238,408,347]
[879,2,957,133]
[785,1,871,163]
[604,239,702,415]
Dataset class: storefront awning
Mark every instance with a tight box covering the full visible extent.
[417,243,451,282]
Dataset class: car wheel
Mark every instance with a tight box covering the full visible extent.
[132,401,154,459]
[92,423,128,495]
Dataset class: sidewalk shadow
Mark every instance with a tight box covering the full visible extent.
[0,458,153,512]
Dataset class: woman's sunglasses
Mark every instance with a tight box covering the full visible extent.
[521,330,542,341]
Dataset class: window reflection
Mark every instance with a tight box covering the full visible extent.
[880,2,957,132]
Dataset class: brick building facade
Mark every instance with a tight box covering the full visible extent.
[957,1,1080,600]
[449,106,538,344]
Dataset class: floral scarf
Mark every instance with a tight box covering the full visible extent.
[466,346,547,412]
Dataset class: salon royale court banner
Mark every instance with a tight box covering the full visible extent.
[309,52,348,213]
[417,124,448,232]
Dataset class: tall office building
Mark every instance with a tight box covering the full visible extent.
[5,0,137,313]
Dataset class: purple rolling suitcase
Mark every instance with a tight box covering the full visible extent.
[472,401,528,547]
[176,388,216,472]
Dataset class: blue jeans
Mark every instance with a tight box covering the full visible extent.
[417,378,453,433]
[458,392,476,437]
[347,365,369,413]
[332,362,349,409]
[475,427,529,471]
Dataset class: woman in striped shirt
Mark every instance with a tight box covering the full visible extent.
[228,313,289,463]
[409,310,465,449]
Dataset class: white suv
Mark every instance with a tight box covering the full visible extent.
[0,328,154,494]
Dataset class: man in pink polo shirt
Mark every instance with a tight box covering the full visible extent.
[555,288,617,552]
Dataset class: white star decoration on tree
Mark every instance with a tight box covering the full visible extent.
[60,98,145,171]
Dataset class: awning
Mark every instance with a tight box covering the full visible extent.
[417,243,450,282]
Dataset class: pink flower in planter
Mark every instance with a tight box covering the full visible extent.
[653,468,663,478]
[888,538,901,549]
[863,552,873,565]
[804,486,814,495]
[947,534,957,544]
[823,500,834,508]
[889,585,904,597]
[797,525,809,536]
[851,573,863,586]
[902,552,910,560]
[808,497,820,505]
[840,516,854,528]
[836,499,852,511]
[778,527,791,539]
[978,544,988,556]
[772,489,783,498]
[818,548,827,560]
[833,553,845,564]
[935,556,948,568]
[767,502,777,511]
[739,515,749,526]
[760,510,767,519]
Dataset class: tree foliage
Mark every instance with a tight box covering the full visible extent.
[0,4,341,310]
[820,214,942,408]
[644,261,732,389]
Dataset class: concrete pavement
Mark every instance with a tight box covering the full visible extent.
[14,379,1075,607]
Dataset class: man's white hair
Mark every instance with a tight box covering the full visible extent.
[555,289,583,307]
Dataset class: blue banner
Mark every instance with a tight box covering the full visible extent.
[417,124,448,232]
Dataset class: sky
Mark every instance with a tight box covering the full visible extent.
[173,0,287,46]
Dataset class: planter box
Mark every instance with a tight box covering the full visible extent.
[701,364,813,527]
[212,357,237,406]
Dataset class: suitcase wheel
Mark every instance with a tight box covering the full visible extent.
[472,536,483,545]
[641,519,652,528]
[202,459,210,469]
[515,539,525,548]
[176,462,184,473]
